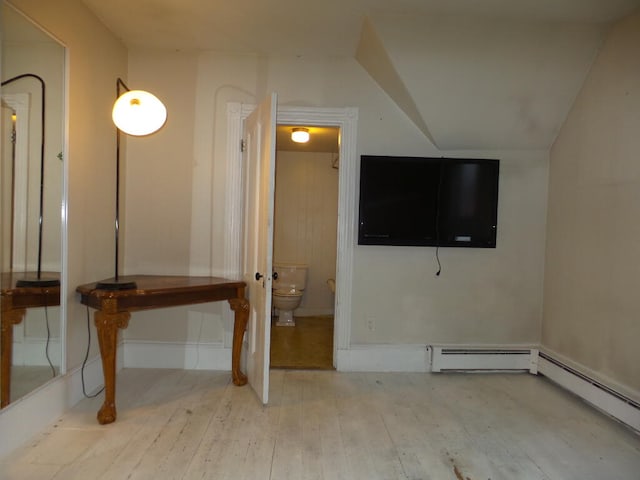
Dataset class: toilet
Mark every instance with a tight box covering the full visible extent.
[272,263,308,326]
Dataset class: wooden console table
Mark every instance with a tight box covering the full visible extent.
[76,275,249,424]
[1,272,60,408]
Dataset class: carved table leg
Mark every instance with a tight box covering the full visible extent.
[94,309,130,424]
[228,297,249,386]
[1,302,26,408]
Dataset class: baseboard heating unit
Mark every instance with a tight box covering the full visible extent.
[431,346,538,373]
[431,346,640,431]
[537,351,640,432]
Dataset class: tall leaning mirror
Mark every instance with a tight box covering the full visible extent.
[1,1,64,408]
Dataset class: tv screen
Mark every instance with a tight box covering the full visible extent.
[358,156,499,247]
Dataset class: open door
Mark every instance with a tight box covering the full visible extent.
[242,93,277,404]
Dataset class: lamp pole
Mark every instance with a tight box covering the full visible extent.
[96,78,137,290]
[95,78,166,290]
[1,73,59,287]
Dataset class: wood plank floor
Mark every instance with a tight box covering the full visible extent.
[1,369,639,479]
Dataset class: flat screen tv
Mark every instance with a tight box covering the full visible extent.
[358,155,499,247]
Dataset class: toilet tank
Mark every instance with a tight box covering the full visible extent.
[273,263,308,291]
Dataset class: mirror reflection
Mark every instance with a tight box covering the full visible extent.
[1,1,64,407]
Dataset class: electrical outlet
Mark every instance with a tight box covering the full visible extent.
[366,316,375,332]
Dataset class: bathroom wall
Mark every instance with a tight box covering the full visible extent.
[273,150,339,316]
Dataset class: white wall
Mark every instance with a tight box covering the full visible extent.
[352,150,548,344]
[543,10,640,398]
[123,50,548,350]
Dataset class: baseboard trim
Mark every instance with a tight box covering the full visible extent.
[537,352,640,432]
[123,340,231,370]
[0,354,101,460]
[12,339,61,366]
[0,376,66,460]
[66,353,107,406]
[336,344,430,372]
[3,340,638,460]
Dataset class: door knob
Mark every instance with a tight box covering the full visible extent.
[255,272,263,281]
[273,271,278,280]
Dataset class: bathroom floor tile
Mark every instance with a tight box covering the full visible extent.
[270,315,334,369]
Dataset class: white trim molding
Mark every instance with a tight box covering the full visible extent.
[0,353,104,460]
[11,338,61,366]
[3,341,639,460]
[1,93,30,270]
[337,344,431,372]
[123,340,232,371]
[0,376,65,459]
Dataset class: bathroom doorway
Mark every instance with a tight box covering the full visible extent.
[228,102,357,378]
[270,125,339,370]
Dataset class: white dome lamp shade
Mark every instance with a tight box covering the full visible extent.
[112,89,167,136]
[96,79,168,292]
[291,127,310,143]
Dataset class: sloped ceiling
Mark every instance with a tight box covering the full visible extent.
[81,0,639,55]
[79,0,640,150]
[356,18,437,146]
[358,14,611,149]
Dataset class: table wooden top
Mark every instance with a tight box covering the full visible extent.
[1,272,61,294]
[1,272,60,311]
[76,275,245,296]
[76,275,247,313]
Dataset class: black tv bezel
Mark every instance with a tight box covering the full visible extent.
[357,155,499,248]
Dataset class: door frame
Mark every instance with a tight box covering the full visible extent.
[226,103,358,368]
[2,93,30,270]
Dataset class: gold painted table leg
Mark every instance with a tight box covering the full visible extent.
[228,298,249,386]
[94,309,130,425]
[1,304,26,408]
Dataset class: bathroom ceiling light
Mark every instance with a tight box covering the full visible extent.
[291,127,310,143]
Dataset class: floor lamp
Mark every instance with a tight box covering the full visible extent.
[95,78,167,290]
[1,73,59,288]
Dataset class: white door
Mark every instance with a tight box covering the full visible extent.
[242,93,277,404]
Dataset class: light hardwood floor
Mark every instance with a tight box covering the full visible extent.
[1,369,639,479]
